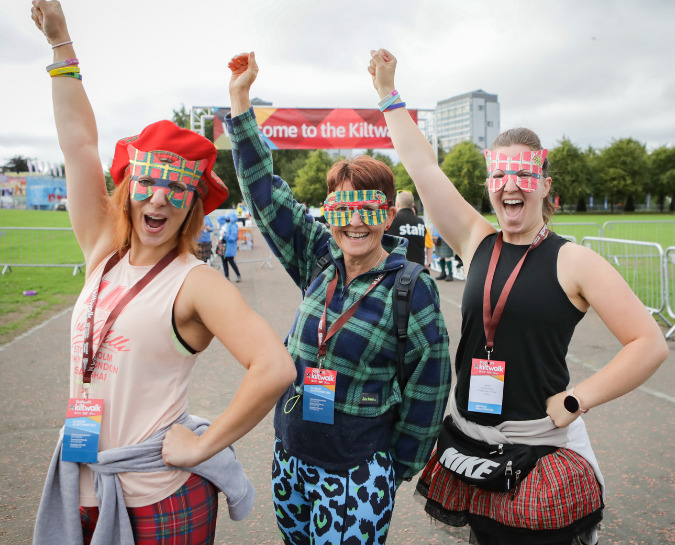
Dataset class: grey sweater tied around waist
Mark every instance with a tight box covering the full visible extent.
[33,413,255,545]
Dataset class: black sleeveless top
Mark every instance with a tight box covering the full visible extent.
[455,232,585,426]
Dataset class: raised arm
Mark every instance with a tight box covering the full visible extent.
[31,0,114,271]
[225,52,332,288]
[368,49,495,265]
[228,52,257,117]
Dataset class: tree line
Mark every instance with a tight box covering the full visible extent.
[4,109,673,214]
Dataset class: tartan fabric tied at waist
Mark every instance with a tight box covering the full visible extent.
[417,447,603,534]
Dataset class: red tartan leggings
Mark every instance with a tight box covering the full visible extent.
[80,473,218,545]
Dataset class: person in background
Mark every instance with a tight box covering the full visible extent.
[219,210,242,282]
[432,226,454,281]
[385,190,427,266]
[368,47,668,545]
[30,3,295,544]
[226,51,452,545]
[423,224,434,268]
[196,214,214,262]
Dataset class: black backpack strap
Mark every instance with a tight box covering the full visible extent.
[393,261,427,392]
[304,250,333,297]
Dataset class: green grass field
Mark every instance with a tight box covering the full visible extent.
[0,210,84,345]
[1,209,673,345]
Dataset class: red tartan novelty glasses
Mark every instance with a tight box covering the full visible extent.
[128,148,204,209]
[484,149,548,193]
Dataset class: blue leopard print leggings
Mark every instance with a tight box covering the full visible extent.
[272,439,396,545]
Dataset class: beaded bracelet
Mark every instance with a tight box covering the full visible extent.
[384,101,406,112]
[46,58,79,72]
[377,90,398,108]
[51,40,73,49]
[49,66,81,77]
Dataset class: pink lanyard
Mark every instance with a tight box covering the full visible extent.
[482,225,549,358]
[81,247,178,394]
[317,271,385,365]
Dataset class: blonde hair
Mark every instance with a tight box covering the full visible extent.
[108,175,204,256]
[491,128,556,225]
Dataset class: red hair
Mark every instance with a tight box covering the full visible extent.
[107,174,204,256]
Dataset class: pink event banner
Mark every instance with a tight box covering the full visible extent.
[213,107,418,150]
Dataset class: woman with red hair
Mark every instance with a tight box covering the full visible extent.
[30,2,295,544]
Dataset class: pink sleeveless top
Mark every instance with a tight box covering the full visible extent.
[69,250,205,507]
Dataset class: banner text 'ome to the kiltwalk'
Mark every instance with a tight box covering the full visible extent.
[213,107,418,150]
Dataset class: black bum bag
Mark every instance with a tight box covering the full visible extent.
[436,415,557,492]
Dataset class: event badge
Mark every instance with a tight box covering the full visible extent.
[62,397,104,463]
[467,358,505,414]
[303,367,337,424]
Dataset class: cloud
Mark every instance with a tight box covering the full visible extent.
[2,0,674,167]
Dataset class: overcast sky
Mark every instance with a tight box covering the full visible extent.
[2,0,674,170]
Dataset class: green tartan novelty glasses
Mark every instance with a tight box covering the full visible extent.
[323,190,390,226]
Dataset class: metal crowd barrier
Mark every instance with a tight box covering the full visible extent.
[665,246,675,339]
[552,221,602,241]
[602,220,675,245]
[581,236,671,334]
[0,227,84,275]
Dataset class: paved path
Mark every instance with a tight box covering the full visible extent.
[1,230,673,544]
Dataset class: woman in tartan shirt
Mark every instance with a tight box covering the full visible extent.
[368,49,668,545]
[226,52,452,545]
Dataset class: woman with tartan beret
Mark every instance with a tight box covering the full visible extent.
[368,48,668,545]
[30,2,295,544]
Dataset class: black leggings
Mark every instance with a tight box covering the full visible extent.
[220,256,240,278]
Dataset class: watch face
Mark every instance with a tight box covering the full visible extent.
[564,394,580,413]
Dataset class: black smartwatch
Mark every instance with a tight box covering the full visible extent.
[563,387,588,414]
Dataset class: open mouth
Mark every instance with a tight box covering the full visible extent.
[503,199,524,218]
[145,214,167,231]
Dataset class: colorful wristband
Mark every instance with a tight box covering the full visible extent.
[384,101,406,112]
[377,90,398,109]
[46,58,79,72]
[378,92,400,112]
[49,66,81,77]
[55,72,82,80]
[51,40,73,49]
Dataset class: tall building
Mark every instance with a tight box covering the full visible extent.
[435,90,500,152]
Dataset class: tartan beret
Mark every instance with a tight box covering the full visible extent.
[110,120,228,214]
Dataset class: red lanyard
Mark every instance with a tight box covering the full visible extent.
[81,247,178,391]
[317,271,385,364]
[482,225,549,357]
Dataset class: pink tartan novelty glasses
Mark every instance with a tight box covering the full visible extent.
[484,148,548,193]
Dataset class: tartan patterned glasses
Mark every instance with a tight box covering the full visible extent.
[128,148,206,209]
[323,190,389,226]
[484,149,548,193]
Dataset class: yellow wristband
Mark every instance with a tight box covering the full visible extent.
[49,66,81,77]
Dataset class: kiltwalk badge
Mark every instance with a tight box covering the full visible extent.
[303,367,337,424]
[468,358,505,414]
[62,397,104,462]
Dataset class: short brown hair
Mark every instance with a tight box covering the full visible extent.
[108,174,204,257]
[326,155,396,205]
[491,128,556,224]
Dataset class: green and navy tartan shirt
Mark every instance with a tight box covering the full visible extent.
[226,108,452,485]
